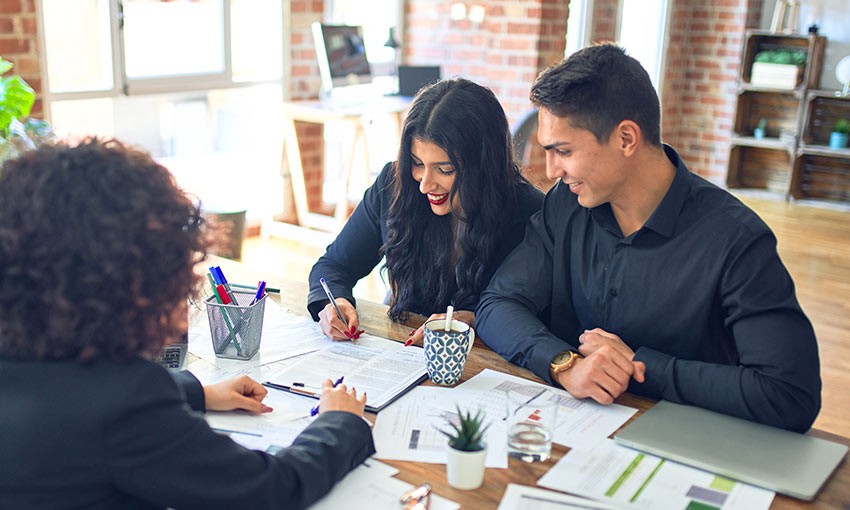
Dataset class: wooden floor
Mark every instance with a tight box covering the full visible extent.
[240,195,850,437]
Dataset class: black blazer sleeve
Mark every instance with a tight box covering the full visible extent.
[307,163,393,320]
[169,369,205,412]
[108,364,375,510]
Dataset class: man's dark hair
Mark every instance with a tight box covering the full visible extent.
[0,138,207,362]
[530,43,662,146]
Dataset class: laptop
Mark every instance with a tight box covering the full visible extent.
[614,400,848,501]
[155,333,188,371]
[396,65,441,97]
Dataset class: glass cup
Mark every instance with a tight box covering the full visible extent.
[505,386,557,462]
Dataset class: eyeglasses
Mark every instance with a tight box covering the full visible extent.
[400,483,431,510]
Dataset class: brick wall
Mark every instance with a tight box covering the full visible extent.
[403,0,567,191]
[659,0,749,184]
[404,0,566,126]
[285,0,329,219]
[0,0,43,117]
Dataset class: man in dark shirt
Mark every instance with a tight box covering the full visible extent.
[476,43,821,432]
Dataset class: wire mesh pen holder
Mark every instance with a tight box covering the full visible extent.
[205,291,266,360]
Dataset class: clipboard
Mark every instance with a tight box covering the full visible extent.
[263,336,428,413]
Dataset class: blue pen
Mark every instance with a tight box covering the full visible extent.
[310,376,345,417]
[249,281,266,306]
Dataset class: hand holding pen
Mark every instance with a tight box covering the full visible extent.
[312,377,367,417]
[318,277,364,341]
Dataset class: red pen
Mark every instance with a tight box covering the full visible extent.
[215,284,232,304]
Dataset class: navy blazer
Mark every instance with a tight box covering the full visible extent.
[0,357,375,509]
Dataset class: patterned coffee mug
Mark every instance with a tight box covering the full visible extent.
[423,319,475,385]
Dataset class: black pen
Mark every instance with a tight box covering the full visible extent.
[319,277,349,329]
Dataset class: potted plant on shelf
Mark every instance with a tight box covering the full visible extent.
[830,119,850,149]
[439,405,489,490]
[750,49,806,90]
[0,56,54,167]
[754,117,768,139]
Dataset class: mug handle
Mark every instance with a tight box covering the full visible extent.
[466,327,475,355]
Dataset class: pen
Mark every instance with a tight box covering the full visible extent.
[319,277,349,329]
[310,376,344,417]
[231,282,280,294]
[249,281,266,306]
[207,273,243,356]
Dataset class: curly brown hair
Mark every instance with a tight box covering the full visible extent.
[0,138,207,362]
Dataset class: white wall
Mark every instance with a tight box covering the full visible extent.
[761,0,850,91]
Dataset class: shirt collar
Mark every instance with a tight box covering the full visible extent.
[590,144,692,240]
[641,144,692,239]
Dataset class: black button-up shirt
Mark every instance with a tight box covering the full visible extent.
[477,145,821,432]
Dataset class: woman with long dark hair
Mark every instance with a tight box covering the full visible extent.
[308,78,543,343]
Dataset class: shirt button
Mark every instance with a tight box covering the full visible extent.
[609,288,618,297]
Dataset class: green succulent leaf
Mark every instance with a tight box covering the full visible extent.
[440,405,490,452]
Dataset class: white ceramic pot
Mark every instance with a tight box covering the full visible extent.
[446,445,486,490]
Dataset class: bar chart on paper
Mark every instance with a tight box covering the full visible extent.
[537,440,775,510]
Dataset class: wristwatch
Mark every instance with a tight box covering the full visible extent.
[550,350,582,375]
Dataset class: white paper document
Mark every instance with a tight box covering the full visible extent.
[265,335,428,412]
[537,439,775,510]
[498,484,622,510]
[373,386,508,468]
[308,459,459,510]
[453,369,637,449]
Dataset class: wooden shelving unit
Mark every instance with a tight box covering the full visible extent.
[792,90,850,203]
[727,30,826,199]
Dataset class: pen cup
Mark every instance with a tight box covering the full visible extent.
[205,291,266,360]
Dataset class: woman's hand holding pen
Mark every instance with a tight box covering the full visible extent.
[203,375,273,414]
[405,310,475,346]
[318,378,367,416]
[318,298,363,341]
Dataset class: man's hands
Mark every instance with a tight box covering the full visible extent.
[404,310,474,347]
[555,328,646,404]
[318,298,363,341]
[203,375,273,413]
[318,378,367,416]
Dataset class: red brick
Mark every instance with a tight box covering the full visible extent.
[0,37,27,54]
[0,0,22,14]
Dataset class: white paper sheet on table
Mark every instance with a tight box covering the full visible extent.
[188,302,333,382]
[497,484,623,510]
[373,386,508,468]
[452,369,637,450]
[537,439,775,510]
[264,335,427,412]
[308,459,459,510]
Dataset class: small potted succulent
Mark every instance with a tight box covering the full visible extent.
[829,119,850,149]
[440,405,489,490]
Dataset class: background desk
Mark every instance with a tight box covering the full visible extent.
[212,256,850,509]
[269,96,411,234]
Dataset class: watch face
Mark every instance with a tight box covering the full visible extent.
[553,351,572,365]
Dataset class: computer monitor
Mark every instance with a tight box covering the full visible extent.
[312,22,372,93]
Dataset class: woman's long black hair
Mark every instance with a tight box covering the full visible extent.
[382,78,525,321]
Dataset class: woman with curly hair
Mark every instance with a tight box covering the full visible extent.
[0,139,374,509]
[308,78,543,344]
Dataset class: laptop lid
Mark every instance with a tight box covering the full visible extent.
[397,65,441,97]
[614,401,847,501]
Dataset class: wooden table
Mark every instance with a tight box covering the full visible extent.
[212,257,850,509]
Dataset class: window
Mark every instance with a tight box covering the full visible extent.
[616,0,670,90]
[566,0,594,57]
[39,0,285,220]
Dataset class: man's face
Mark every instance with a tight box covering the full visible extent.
[537,108,627,209]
